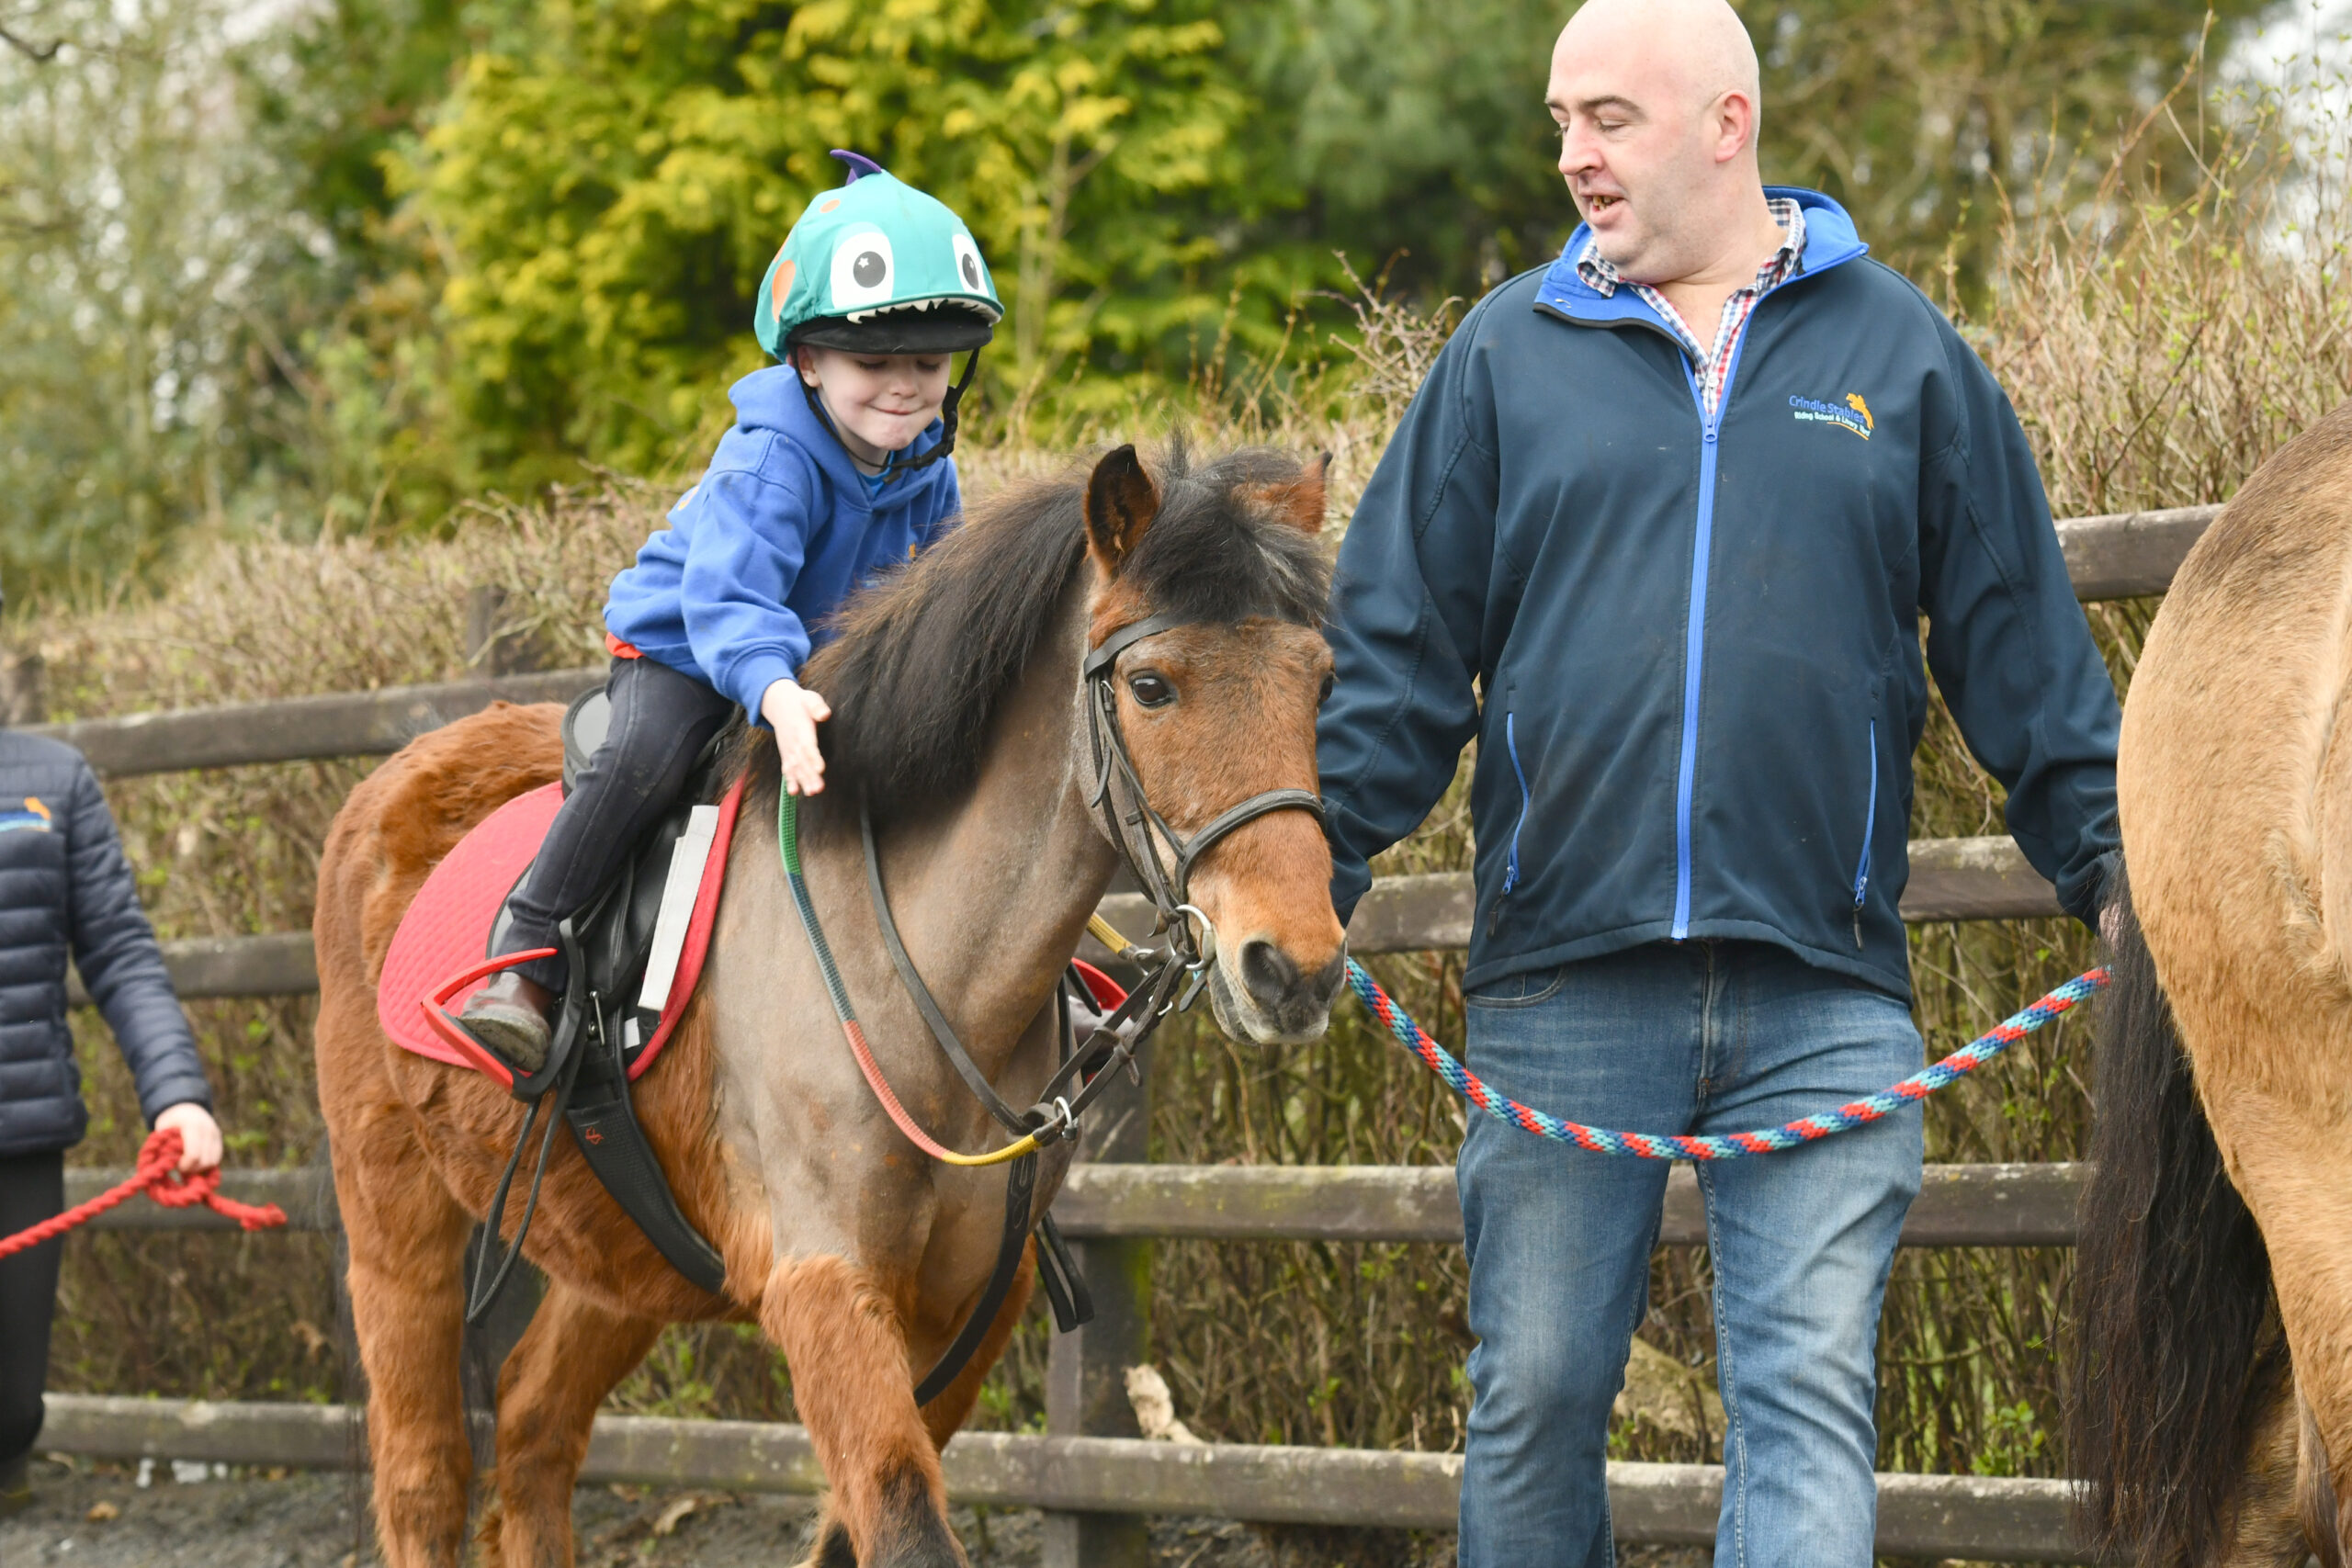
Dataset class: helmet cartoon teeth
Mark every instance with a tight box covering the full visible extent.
[755,152,1002,359]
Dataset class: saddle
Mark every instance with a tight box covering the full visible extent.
[379,688,745,1306]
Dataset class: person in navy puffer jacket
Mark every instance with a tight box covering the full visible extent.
[0,629,222,1516]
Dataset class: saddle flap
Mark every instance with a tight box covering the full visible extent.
[384,776,745,1086]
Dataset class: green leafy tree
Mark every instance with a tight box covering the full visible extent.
[398,0,1250,479]
[1237,0,2275,300]
[0,0,322,598]
[1749,0,2276,281]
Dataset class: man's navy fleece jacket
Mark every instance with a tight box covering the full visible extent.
[1317,189,2120,1000]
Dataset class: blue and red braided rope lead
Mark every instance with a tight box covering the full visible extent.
[1344,958,2109,1160]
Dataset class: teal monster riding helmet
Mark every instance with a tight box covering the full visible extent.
[755,152,1001,476]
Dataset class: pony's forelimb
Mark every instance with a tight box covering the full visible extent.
[765,1253,968,1568]
[790,1247,1033,1568]
[2304,1385,2347,1568]
[480,1280,665,1568]
[916,1246,1036,1452]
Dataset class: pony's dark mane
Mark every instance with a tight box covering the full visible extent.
[730,440,1330,822]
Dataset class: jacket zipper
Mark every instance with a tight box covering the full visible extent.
[1670,318,1764,939]
[1487,713,1532,936]
[1851,718,1877,948]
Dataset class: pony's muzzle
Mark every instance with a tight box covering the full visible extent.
[1227,935,1347,1042]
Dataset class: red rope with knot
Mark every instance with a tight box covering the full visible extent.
[0,1129,288,1259]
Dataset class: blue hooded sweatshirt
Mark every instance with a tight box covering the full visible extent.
[1317,189,2120,1000]
[604,366,962,715]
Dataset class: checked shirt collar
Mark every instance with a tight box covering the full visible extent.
[1577,196,1805,420]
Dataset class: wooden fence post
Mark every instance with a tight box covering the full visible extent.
[1042,1039,1154,1568]
[1,647,45,725]
[465,583,548,680]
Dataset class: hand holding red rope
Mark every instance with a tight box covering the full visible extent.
[0,1130,288,1259]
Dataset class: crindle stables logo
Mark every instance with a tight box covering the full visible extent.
[1790,392,1873,439]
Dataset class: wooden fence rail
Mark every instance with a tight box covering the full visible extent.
[70,1159,2088,1248]
[30,498,2190,1562]
[32,1394,2095,1562]
[75,830,2062,1007]
[22,500,2212,782]
[78,824,2064,1012]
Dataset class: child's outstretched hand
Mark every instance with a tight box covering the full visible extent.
[761,678,831,795]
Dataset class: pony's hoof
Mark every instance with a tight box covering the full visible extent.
[797,1519,857,1567]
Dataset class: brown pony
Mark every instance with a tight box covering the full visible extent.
[311,443,1347,1567]
[2070,403,2352,1568]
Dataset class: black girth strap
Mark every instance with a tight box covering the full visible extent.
[566,1033,729,1295]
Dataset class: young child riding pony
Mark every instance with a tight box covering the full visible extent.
[459,152,1001,1067]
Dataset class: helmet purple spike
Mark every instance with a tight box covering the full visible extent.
[829,150,886,183]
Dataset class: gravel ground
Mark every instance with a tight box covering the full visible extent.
[0,1457,1714,1567]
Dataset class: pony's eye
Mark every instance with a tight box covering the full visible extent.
[830,226,895,310]
[1318,671,1336,704]
[1128,672,1176,708]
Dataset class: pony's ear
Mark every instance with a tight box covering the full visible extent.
[1244,452,1330,534]
[1085,444,1159,574]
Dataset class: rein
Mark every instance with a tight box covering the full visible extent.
[776,608,1325,1404]
[780,789,1046,1169]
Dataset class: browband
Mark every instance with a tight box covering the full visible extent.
[1080,610,1192,680]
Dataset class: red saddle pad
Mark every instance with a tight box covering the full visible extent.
[377,778,745,1087]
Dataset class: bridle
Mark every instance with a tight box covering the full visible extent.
[1080,610,1327,972]
[786,604,1327,1404]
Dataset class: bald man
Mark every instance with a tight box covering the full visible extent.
[1316,1,2120,1562]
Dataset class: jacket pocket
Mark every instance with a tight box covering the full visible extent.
[1487,712,1533,937]
[1465,964,1570,1009]
[1849,718,1878,948]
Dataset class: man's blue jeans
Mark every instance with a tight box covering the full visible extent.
[1455,940,1923,1568]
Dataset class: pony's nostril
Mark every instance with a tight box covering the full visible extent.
[1238,938,1299,1006]
[1311,949,1346,1001]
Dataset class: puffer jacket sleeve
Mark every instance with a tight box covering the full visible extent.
[1317,301,1502,923]
[1917,316,2121,925]
[64,760,211,1122]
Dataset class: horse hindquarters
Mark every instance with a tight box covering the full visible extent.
[314,983,481,1567]
[2069,864,2292,1568]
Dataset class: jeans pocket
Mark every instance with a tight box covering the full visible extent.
[1464,965,1569,1010]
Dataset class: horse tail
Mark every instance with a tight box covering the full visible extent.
[2069,857,2290,1568]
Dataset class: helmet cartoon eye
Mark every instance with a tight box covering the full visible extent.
[830,226,896,310]
[951,231,989,295]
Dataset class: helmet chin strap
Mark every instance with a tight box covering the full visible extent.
[794,345,984,485]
